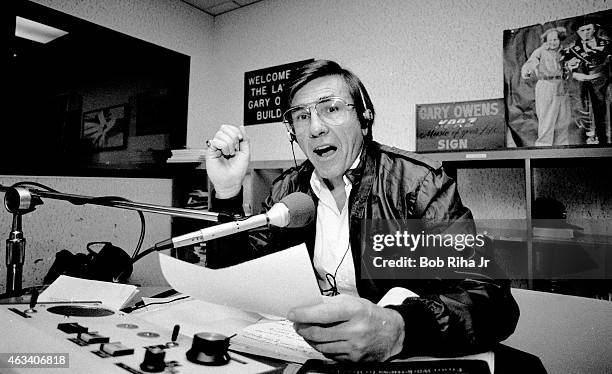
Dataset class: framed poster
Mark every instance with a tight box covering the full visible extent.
[503,10,611,148]
[82,104,129,150]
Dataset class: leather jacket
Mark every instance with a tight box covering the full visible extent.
[208,140,519,358]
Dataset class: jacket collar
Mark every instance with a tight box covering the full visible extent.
[345,141,369,185]
[348,140,377,219]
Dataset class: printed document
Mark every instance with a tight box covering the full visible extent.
[158,243,323,318]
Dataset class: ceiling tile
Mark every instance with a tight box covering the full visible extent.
[234,0,261,5]
[181,0,263,16]
[206,1,240,15]
[182,0,228,9]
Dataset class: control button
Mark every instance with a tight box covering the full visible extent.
[185,332,230,366]
[78,332,110,344]
[116,323,139,329]
[25,289,39,314]
[100,342,134,357]
[140,347,166,373]
[57,322,88,334]
[137,331,160,338]
[166,324,180,348]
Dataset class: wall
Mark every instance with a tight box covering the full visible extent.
[26,0,610,162]
[209,0,610,161]
[208,0,610,227]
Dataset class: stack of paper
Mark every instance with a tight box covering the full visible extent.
[533,226,575,239]
[166,148,206,163]
[39,275,139,310]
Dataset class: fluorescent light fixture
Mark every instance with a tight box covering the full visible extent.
[15,16,68,44]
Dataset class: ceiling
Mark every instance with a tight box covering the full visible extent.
[180,0,263,16]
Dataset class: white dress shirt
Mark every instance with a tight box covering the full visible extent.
[310,155,361,297]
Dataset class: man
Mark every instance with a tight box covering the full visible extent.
[205,60,519,362]
[560,17,611,144]
[521,27,571,146]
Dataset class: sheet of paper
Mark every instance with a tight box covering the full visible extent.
[159,243,323,318]
[38,275,138,310]
[132,297,262,337]
[230,318,328,364]
[231,317,493,371]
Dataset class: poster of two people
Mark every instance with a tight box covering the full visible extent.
[504,10,611,147]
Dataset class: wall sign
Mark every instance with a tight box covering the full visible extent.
[244,59,314,125]
[415,98,506,152]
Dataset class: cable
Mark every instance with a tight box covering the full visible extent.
[320,242,351,296]
[121,295,190,313]
[10,181,60,192]
[9,181,147,261]
[289,140,298,168]
[132,245,158,264]
[84,196,146,259]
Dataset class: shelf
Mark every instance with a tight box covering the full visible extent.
[486,232,612,246]
[192,159,306,170]
[170,147,612,167]
[418,146,612,162]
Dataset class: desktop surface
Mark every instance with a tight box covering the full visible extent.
[0,288,547,374]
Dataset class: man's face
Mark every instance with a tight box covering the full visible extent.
[291,76,364,183]
[577,24,595,41]
[545,31,560,49]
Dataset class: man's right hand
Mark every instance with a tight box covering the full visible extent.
[205,125,250,199]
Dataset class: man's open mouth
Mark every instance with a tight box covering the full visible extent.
[313,145,337,157]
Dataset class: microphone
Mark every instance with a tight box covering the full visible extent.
[153,192,315,251]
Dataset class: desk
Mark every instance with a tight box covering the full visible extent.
[492,344,547,374]
[0,289,546,374]
[284,345,546,374]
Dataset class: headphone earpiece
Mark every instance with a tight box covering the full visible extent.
[358,86,374,129]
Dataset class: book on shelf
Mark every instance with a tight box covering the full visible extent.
[532,226,575,239]
[167,148,206,163]
[185,189,208,209]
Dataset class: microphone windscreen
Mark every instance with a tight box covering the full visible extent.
[279,192,315,228]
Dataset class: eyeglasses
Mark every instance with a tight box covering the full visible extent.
[282,97,356,135]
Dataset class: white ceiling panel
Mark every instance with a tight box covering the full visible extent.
[181,0,263,16]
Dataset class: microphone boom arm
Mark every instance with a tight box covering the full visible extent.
[0,184,229,222]
[0,183,230,296]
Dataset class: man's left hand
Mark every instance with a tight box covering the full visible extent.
[287,295,405,362]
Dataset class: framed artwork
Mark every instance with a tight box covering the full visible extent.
[503,9,611,148]
[82,104,129,150]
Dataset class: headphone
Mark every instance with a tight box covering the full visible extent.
[359,85,374,129]
[285,85,374,143]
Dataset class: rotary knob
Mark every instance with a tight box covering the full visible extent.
[139,347,166,372]
[185,332,230,366]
